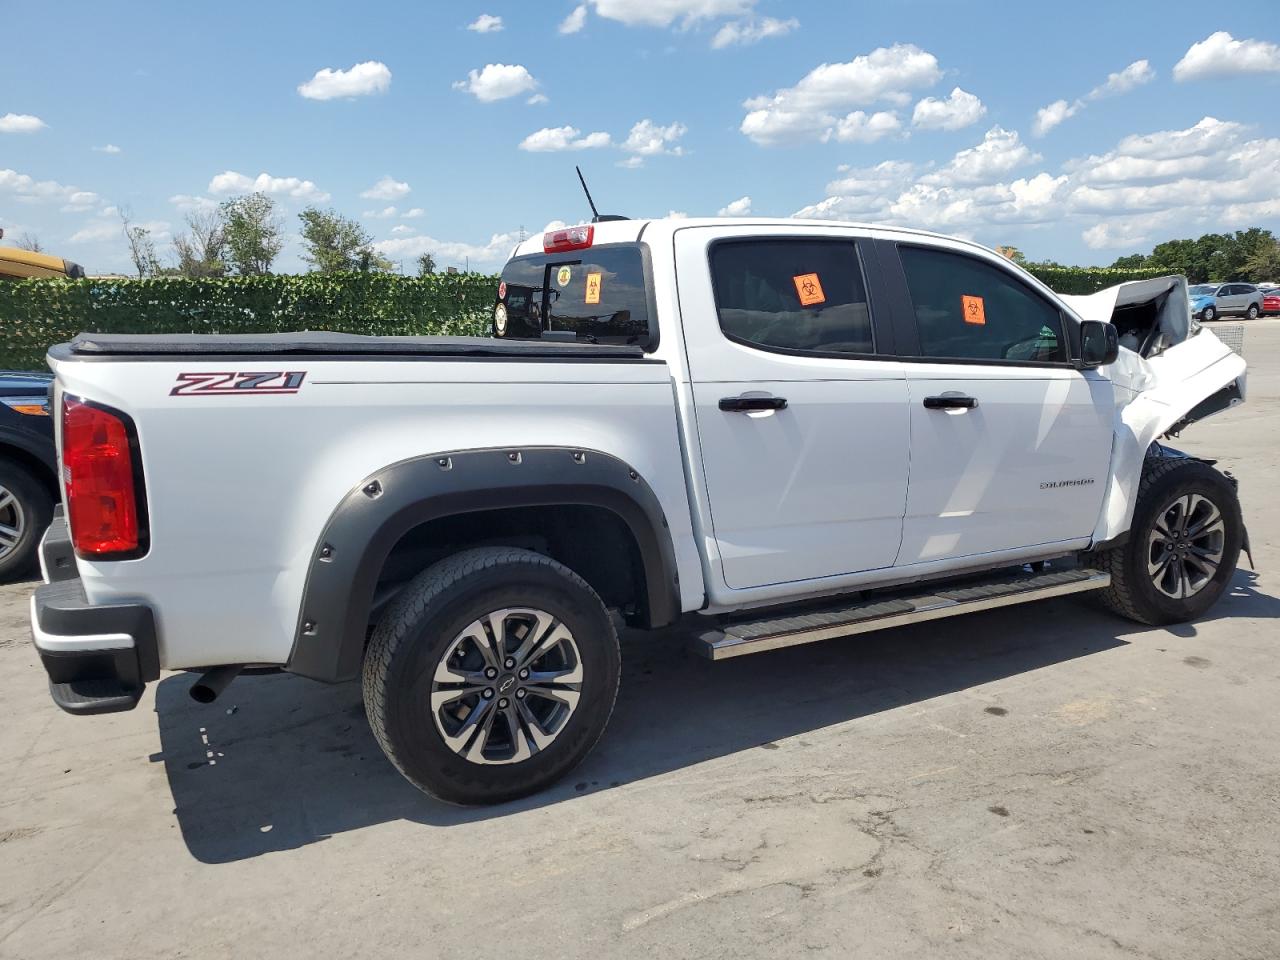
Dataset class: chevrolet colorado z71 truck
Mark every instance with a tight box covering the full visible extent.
[31,218,1248,805]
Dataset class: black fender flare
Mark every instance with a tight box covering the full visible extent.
[286,447,681,682]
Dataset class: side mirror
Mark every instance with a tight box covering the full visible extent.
[1079,320,1119,368]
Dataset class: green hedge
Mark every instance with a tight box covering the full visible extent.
[0,264,1176,371]
[1024,265,1170,295]
[0,272,499,371]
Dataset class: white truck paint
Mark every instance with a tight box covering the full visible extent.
[32,218,1248,758]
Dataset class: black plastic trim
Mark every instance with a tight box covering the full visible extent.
[61,394,151,561]
[286,447,682,683]
[40,510,77,582]
[1166,380,1243,436]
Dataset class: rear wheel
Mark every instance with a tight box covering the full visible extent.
[1094,457,1242,625]
[363,547,621,805]
[1245,303,1259,320]
[0,461,51,581]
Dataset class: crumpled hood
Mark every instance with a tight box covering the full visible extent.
[1060,275,1193,351]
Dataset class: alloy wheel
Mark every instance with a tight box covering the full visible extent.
[0,485,26,561]
[1146,493,1226,599]
[430,607,583,765]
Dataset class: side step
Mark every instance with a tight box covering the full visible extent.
[698,567,1110,660]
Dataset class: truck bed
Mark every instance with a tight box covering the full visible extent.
[52,332,647,361]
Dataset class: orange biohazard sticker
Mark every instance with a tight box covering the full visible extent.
[962,294,986,325]
[585,272,602,305]
[793,273,826,306]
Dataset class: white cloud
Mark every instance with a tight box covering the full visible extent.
[711,16,797,49]
[360,175,411,200]
[717,195,752,216]
[298,61,392,100]
[92,143,122,154]
[1083,221,1151,250]
[791,115,1280,252]
[622,118,686,158]
[617,155,645,169]
[466,14,504,33]
[70,218,169,245]
[402,207,425,219]
[169,194,218,212]
[586,0,752,28]
[390,224,415,235]
[923,126,1040,186]
[0,113,47,134]
[527,93,549,105]
[666,210,689,219]
[559,4,588,33]
[831,110,901,143]
[912,87,986,131]
[453,63,538,102]
[374,230,522,270]
[0,168,96,206]
[1174,31,1280,81]
[1088,59,1155,99]
[1032,98,1082,137]
[208,170,330,202]
[363,206,398,219]
[741,43,942,144]
[519,126,612,151]
[61,191,99,213]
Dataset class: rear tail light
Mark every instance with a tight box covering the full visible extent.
[543,224,593,253]
[61,397,148,558]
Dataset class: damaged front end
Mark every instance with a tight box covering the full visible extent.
[1061,275,1248,544]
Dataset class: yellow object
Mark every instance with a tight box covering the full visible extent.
[792,273,825,306]
[962,294,986,326]
[0,246,85,280]
[585,272,601,304]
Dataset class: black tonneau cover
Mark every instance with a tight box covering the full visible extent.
[56,331,646,360]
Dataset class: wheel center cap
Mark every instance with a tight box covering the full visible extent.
[497,674,517,694]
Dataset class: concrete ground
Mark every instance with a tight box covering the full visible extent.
[2,321,1278,960]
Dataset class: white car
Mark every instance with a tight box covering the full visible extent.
[31,218,1249,804]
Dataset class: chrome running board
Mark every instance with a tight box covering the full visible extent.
[697,568,1110,661]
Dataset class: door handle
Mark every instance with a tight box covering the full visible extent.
[923,395,978,410]
[719,395,788,412]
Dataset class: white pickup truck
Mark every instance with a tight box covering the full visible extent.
[31,218,1249,805]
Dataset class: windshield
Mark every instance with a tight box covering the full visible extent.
[1187,285,1215,296]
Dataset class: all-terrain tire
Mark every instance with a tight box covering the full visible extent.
[1093,457,1242,625]
[0,461,51,581]
[362,547,621,805]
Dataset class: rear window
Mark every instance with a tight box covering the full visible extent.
[494,244,653,347]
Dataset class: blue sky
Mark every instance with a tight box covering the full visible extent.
[3,0,1279,274]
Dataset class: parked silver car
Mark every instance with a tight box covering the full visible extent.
[1188,282,1265,321]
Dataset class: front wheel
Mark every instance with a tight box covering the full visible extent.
[1094,457,1243,625]
[1202,305,1217,321]
[363,547,621,805]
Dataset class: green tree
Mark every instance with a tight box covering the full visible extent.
[417,251,437,276]
[1109,253,1149,269]
[1242,240,1280,283]
[171,209,227,279]
[119,207,159,278]
[220,193,283,275]
[297,207,392,273]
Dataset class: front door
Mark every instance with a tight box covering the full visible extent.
[888,243,1114,566]
[675,231,911,590]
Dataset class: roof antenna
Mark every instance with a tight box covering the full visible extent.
[575,166,628,223]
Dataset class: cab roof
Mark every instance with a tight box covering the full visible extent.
[0,246,84,280]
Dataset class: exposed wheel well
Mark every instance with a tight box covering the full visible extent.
[0,442,58,499]
[371,504,651,627]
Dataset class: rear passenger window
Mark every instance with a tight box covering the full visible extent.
[899,246,1066,363]
[709,240,875,355]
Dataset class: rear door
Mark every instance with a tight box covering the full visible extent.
[882,242,1114,566]
[674,228,910,590]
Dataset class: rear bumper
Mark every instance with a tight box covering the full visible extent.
[30,511,158,715]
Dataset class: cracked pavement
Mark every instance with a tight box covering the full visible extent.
[2,320,1279,959]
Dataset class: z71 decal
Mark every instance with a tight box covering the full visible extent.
[170,371,307,397]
